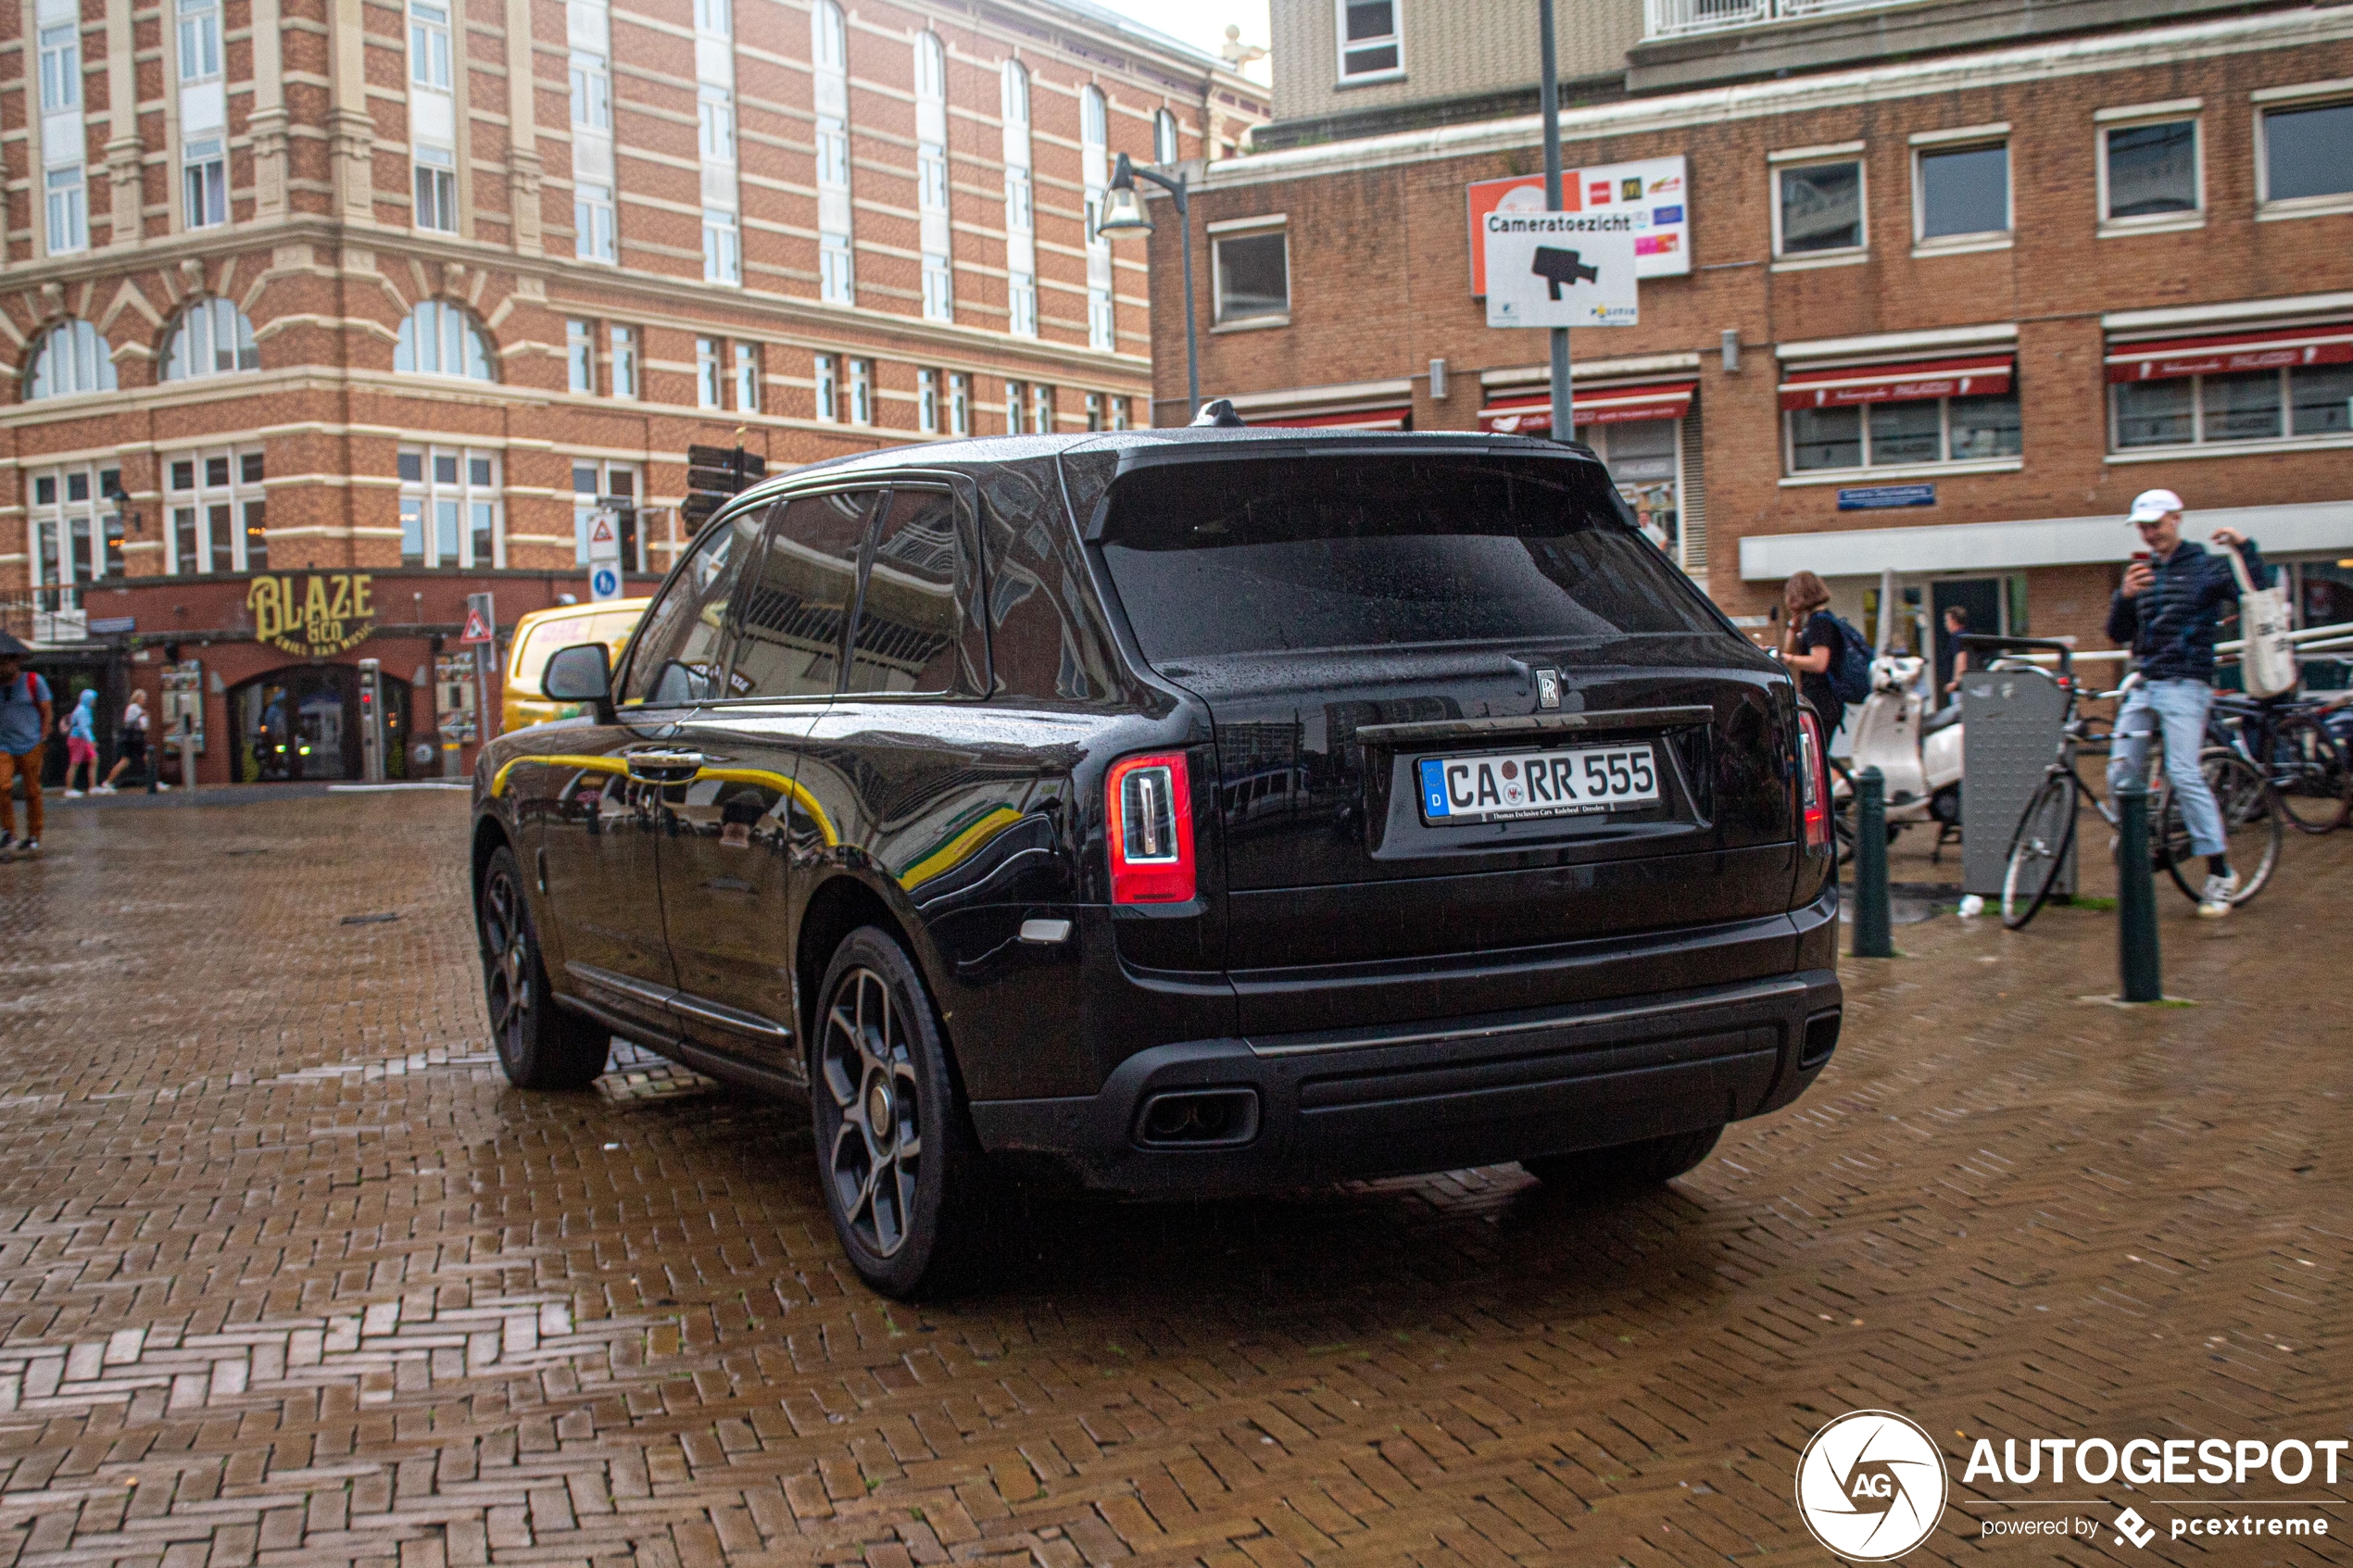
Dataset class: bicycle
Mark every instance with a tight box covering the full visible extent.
[2205,690,2350,834]
[2001,665,2283,930]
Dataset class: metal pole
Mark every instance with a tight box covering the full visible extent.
[1176,176,1200,417]
[2114,782,2163,1002]
[1540,0,1571,442]
[1853,767,1894,958]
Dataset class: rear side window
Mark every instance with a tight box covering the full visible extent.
[848,487,973,696]
[728,489,877,698]
[1099,455,1722,661]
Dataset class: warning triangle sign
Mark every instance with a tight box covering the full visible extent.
[459,607,493,644]
[590,515,616,545]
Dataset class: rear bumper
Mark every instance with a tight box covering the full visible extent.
[967,967,1843,1196]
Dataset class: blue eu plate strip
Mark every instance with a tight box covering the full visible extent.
[1419,759,1451,818]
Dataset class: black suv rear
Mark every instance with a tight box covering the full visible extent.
[471,430,1842,1296]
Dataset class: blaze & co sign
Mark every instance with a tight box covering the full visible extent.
[248,572,377,657]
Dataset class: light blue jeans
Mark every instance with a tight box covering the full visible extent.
[2106,679,2226,858]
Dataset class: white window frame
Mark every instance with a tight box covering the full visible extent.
[45,166,87,256]
[395,298,495,381]
[29,319,113,399]
[814,353,837,421]
[566,319,595,393]
[1781,392,2023,480]
[1110,395,1129,432]
[1769,146,1869,268]
[575,182,616,262]
[31,461,130,596]
[1335,0,1403,86]
[163,448,264,575]
[918,369,939,434]
[696,337,722,409]
[1908,128,2011,254]
[573,459,642,569]
[1008,275,1037,337]
[1153,108,1179,165]
[2253,82,2353,220]
[922,255,953,321]
[409,0,451,91]
[1210,220,1291,328]
[39,23,79,113]
[177,0,220,84]
[699,90,736,163]
[399,445,502,571]
[704,208,742,284]
[820,236,853,304]
[610,323,637,398]
[571,52,611,132]
[849,358,872,425]
[161,297,258,381]
[1002,378,1022,434]
[949,371,970,436]
[2095,103,2205,236]
[812,0,846,70]
[1004,168,1033,234]
[2108,357,2353,456]
[183,136,227,229]
[695,0,729,38]
[733,341,761,413]
[1031,383,1053,434]
[414,145,458,233]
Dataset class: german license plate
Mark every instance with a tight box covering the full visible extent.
[1417,742,1659,825]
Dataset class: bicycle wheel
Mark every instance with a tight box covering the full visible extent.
[2160,748,2284,906]
[2268,712,2351,834]
[2002,772,2079,930]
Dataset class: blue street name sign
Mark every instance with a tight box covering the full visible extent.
[1837,483,1936,511]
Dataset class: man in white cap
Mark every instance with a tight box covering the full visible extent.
[2105,488,2264,917]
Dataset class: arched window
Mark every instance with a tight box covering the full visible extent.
[1001,58,1028,127]
[1081,85,1106,146]
[26,320,116,400]
[394,298,496,380]
[915,30,944,99]
[1154,107,1179,164]
[160,298,259,381]
[812,0,845,70]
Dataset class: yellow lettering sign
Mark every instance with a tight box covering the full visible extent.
[251,571,378,659]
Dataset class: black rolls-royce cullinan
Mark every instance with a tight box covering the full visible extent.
[470,425,1842,1297]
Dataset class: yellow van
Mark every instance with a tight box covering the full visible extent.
[503,598,649,732]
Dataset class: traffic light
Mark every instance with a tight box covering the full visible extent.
[684,443,768,529]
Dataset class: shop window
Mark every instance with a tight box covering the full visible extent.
[163,446,264,574]
[2101,116,2199,221]
[2260,96,2353,207]
[2107,327,2353,450]
[1212,225,1290,325]
[1914,140,2008,243]
[573,460,641,571]
[160,297,258,381]
[1774,157,1864,257]
[1780,358,2020,473]
[27,319,115,400]
[1337,0,1401,82]
[398,445,500,569]
[395,299,496,381]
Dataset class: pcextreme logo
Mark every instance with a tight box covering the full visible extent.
[1795,1411,1951,1560]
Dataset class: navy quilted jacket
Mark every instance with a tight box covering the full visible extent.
[2105,537,2268,684]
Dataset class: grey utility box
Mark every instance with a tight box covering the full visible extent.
[1959,665,2073,898]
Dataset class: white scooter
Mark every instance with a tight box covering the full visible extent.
[1831,654,1964,862]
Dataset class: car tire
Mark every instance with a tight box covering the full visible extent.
[811,926,988,1299]
[478,846,611,1090]
[1523,1124,1723,1190]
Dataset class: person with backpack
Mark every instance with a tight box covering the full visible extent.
[1780,570,1870,741]
[2105,487,2264,918]
[0,633,52,859]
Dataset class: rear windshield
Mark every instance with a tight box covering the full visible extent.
[1098,454,1724,661]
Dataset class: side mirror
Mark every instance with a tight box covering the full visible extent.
[543,643,612,709]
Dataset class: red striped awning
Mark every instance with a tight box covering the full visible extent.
[1478,380,1696,434]
[2103,325,2353,383]
[1245,407,1411,431]
[1777,356,2013,411]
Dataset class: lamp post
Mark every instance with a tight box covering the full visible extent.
[1097,151,1200,422]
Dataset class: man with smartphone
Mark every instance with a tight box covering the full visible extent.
[2105,487,2265,918]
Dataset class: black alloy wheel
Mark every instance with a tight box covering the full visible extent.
[1523,1125,1724,1190]
[478,846,611,1090]
[812,927,986,1298]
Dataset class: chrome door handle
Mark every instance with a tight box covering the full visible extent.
[624,751,707,779]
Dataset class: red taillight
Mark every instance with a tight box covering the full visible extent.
[1797,709,1831,855]
[1107,752,1196,904]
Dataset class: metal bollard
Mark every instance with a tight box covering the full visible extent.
[1852,766,1894,958]
[2113,781,2162,1002]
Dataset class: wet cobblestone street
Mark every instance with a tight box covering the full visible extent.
[0,792,2346,1567]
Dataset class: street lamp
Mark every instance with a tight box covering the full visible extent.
[1096,151,1200,421]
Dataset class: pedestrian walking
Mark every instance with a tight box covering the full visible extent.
[61,689,101,797]
[2105,487,2264,918]
[1779,570,1852,741]
[98,688,151,794]
[0,633,51,859]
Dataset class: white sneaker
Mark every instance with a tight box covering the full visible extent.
[157,782,170,791]
[93,784,114,795]
[63,789,82,798]
[2196,871,2240,918]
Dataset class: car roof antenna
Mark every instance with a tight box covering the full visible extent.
[1190,398,1246,428]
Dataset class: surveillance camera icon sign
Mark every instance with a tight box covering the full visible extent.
[1531,245,1600,299]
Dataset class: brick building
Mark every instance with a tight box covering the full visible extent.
[0,0,1265,784]
[1146,0,2353,700]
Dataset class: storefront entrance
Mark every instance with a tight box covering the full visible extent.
[228,667,412,784]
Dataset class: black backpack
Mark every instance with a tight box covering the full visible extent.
[1822,615,1874,705]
